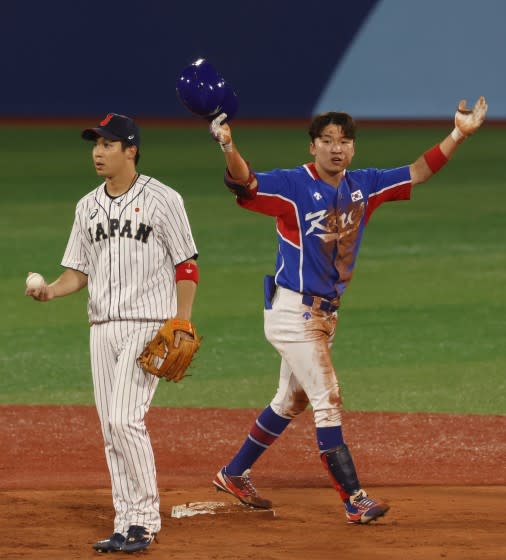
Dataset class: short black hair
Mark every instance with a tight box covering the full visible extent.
[121,140,140,165]
[308,112,356,142]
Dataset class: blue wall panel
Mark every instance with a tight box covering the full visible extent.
[1,1,376,118]
[3,1,503,119]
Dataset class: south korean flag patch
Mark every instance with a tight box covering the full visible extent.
[351,189,363,202]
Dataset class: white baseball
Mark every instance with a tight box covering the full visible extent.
[26,273,45,290]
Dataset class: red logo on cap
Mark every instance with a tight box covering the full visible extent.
[100,114,114,126]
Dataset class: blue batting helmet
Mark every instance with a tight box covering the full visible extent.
[176,58,238,122]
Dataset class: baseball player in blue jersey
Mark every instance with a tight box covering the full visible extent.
[208,96,487,524]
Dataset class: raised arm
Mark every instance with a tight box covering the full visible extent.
[410,96,488,186]
[209,113,257,190]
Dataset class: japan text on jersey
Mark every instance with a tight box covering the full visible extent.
[61,175,198,323]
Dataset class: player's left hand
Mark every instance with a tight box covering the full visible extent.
[174,329,194,348]
[137,319,201,382]
[455,96,488,137]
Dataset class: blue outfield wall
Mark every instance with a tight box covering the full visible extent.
[2,0,505,119]
[1,0,376,118]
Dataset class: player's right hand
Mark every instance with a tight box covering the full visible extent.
[25,285,54,301]
[455,96,488,137]
[209,113,232,152]
[25,274,54,302]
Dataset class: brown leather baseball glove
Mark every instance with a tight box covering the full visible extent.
[137,319,202,382]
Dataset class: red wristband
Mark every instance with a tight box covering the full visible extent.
[423,144,448,173]
[175,261,199,284]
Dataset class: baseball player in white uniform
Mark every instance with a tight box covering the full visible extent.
[25,113,199,553]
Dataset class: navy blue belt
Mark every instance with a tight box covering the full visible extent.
[302,294,339,313]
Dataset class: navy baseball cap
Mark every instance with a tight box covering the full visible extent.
[81,113,140,147]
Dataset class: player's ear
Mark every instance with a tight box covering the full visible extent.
[126,145,138,162]
[309,142,316,157]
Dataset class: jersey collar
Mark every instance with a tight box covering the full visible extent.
[303,162,347,182]
[303,162,320,180]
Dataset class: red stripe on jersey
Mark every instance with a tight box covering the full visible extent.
[303,162,320,180]
[239,192,301,247]
[250,423,278,446]
[365,181,412,224]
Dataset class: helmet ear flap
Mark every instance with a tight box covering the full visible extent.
[176,58,238,122]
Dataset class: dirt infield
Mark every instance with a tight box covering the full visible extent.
[1,406,505,559]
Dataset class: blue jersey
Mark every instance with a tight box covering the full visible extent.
[238,162,412,303]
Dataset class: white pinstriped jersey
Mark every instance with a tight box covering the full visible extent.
[62,174,198,323]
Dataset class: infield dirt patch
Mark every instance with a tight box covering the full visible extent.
[1,406,505,559]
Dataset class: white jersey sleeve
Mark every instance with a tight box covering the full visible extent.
[158,190,198,265]
[61,200,90,275]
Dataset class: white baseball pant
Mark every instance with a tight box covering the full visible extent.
[264,286,341,427]
[90,320,162,534]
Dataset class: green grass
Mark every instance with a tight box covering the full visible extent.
[1,123,505,413]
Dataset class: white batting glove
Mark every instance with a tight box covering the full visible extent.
[209,113,233,152]
[452,96,488,142]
